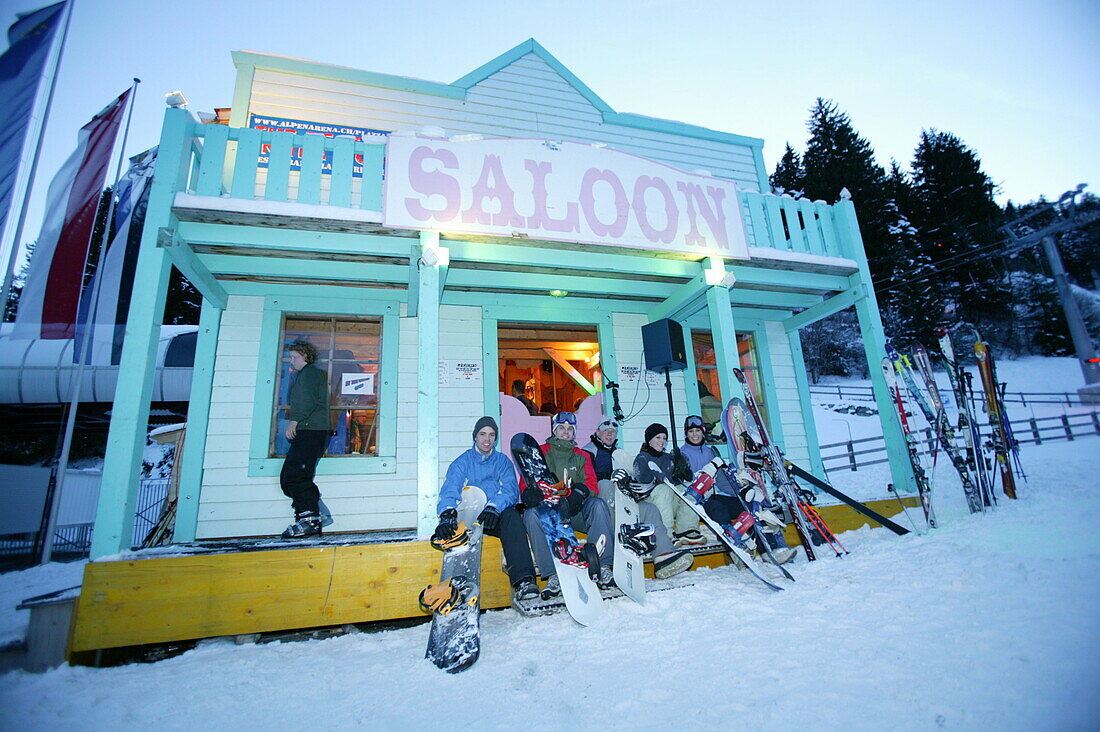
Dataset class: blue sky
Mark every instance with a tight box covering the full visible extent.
[4,0,1098,261]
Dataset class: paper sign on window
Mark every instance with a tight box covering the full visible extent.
[341,373,375,395]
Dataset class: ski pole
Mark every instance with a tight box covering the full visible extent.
[798,501,845,556]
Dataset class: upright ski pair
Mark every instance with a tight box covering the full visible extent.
[935,331,996,508]
[880,355,937,528]
[886,344,985,514]
[970,328,1022,500]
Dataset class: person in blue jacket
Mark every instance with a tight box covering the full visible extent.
[433,416,540,602]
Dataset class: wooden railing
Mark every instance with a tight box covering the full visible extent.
[821,411,1100,472]
[810,383,1096,407]
[178,119,386,211]
[741,191,853,259]
[167,114,857,258]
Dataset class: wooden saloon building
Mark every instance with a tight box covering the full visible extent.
[70,39,914,657]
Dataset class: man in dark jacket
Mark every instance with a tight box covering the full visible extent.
[280,340,331,538]
[521,412,614,599]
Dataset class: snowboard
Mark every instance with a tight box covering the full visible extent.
[510,433,605,626]
[611,483,647,605]
[423,486,485,673]
[663,478,783,591]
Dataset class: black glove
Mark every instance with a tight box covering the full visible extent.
[611,468,631,492]
[742,448,767,472]
[671,450,693,485]
[433,508,458,543]
[477,506,500,534]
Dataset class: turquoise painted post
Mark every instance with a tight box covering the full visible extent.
[91,108,193,558]
[787,327,825,476]
[482,315,499,419]
[705,286,744,404]
[417,232,441,537]
[835,195,915,493]
[172,299,223,542]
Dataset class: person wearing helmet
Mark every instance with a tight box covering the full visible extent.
[433,416,541,603]
[681,414,796,565]
[520,411,615,599]
[633,423,707,547]
[581,418,693,579]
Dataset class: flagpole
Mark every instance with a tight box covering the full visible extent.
[0,0,75,321]
[40,77,140,564]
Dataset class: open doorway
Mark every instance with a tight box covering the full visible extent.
[497,322,604,448]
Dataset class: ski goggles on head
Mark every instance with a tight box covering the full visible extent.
[597,419,620,432]
[551,412,577,426]
[684,415,706,430]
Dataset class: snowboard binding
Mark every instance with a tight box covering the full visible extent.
[430,521,471,552]
[419,575,478,615]
[618,523,657,555]
[552,539,588,569]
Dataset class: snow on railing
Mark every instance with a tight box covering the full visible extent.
[740,191,853,259]
[810,383,1096,407]
[820,411,1100,473]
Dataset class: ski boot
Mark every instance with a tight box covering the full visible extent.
[540,574,561,600]
[511,576,540,603]
[281,511,322,539]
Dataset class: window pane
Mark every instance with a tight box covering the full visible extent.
[272,314,383,458]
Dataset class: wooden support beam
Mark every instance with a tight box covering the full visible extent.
[173,300,223,542]
[417,231,441,537]
[783,281,864,333]
[648,272,710,322]
[158,229,228,309]
[543,347,596,395]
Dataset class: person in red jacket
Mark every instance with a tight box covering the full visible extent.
[520,412,614,600]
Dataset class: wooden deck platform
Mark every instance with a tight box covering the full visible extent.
[69,496,920,657]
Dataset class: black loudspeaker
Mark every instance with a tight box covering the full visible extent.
[641,319,687,372]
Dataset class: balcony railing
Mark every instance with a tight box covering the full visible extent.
[168,113,858,260]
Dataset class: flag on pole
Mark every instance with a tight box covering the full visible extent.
[74,146,157,365]
[0,2,67,246]
[12,88,131,340]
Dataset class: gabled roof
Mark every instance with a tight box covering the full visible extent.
[232,41,763,150]
[451,38,614,114]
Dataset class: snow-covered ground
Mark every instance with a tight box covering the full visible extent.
[1,356,1097,729]
[0,436,1097,730]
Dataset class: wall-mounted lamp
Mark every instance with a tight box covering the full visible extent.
[549,289,568,298]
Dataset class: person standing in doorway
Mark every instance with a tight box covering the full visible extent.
[280,339,331,538]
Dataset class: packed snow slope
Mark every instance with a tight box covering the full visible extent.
[1,439,1098,730]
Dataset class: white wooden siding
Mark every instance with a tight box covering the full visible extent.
[764,320,809,466]
[247,53,761,193]
[195,299,488,539]
[611,312,691,453]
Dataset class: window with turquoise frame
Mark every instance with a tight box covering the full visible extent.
[272,314,382,457]
[691,331,768,428]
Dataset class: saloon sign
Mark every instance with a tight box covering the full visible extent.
[383,137,749,258]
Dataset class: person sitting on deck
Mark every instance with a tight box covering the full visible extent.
[520,411,615,600]
[433,416,541,603]
[580,418,694,579]
[679,415,797,565]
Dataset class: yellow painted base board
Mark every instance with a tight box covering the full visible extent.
[70,495,921,654]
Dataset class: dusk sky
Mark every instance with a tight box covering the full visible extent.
[4,0,1098,264]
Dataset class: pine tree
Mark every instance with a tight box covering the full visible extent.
[908,129,1007,333]
[769,143,804,196]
